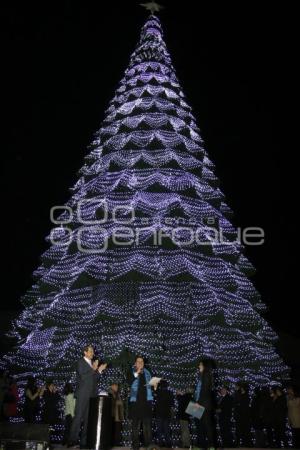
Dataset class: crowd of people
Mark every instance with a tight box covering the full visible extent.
[1,354,300,449]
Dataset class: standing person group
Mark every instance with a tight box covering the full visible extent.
[3,351,300,449]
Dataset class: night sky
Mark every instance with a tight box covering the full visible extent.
[1,2,296,354]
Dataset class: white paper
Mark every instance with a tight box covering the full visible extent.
[148,376,162,386]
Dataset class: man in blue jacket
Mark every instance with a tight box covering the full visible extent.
[68,344,107,448]
[128,355,154,450]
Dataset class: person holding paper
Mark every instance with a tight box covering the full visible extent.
[128,355,154,450]
[193,360,215,450]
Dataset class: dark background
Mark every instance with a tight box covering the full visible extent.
[1,2,297,366]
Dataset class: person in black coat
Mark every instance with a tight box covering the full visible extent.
[23,376,41,423]
[193,360,215,449]
[251,387,269,448]
[155,380,174,447]
[176,389,192,448]
[216,385,233,448]
[260,387,278,447]
[272,387,288,448]
[233,382,251,447]
[68,344,107,448]
[40,379,60,425]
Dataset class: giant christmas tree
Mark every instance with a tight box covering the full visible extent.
[2,14,288,389]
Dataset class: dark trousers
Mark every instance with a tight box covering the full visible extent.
[253,428,267,448]
[219,419,233,448]
[292,427,300,449]
[265,425,275,447]
[132,417,152,450]
[69,395,90,446]
[195,410,214,448]
[179,419,191,447]
[274,420,287,448]
[23,406,37,424]
[112,421,122,446]
[62,414,73,445]
[156,417,172,446]
[235,419,251,447]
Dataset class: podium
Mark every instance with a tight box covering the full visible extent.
[87,394,113,450]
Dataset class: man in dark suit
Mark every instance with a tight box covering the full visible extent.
[194,360,215,449]
[68,344,107,448]
[216,385,234,447]
[233,382,251,448]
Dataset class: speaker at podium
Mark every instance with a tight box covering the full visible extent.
[86,394,113,450]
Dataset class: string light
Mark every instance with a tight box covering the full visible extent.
[1,14,288,400]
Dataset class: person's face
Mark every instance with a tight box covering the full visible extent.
[84,347,94,360]
[135,357,144,370]
[220,387,227,396]
[48,383,55,392]
[199,362,204,373]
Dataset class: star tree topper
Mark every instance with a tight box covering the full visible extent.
[140,1,164,14]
